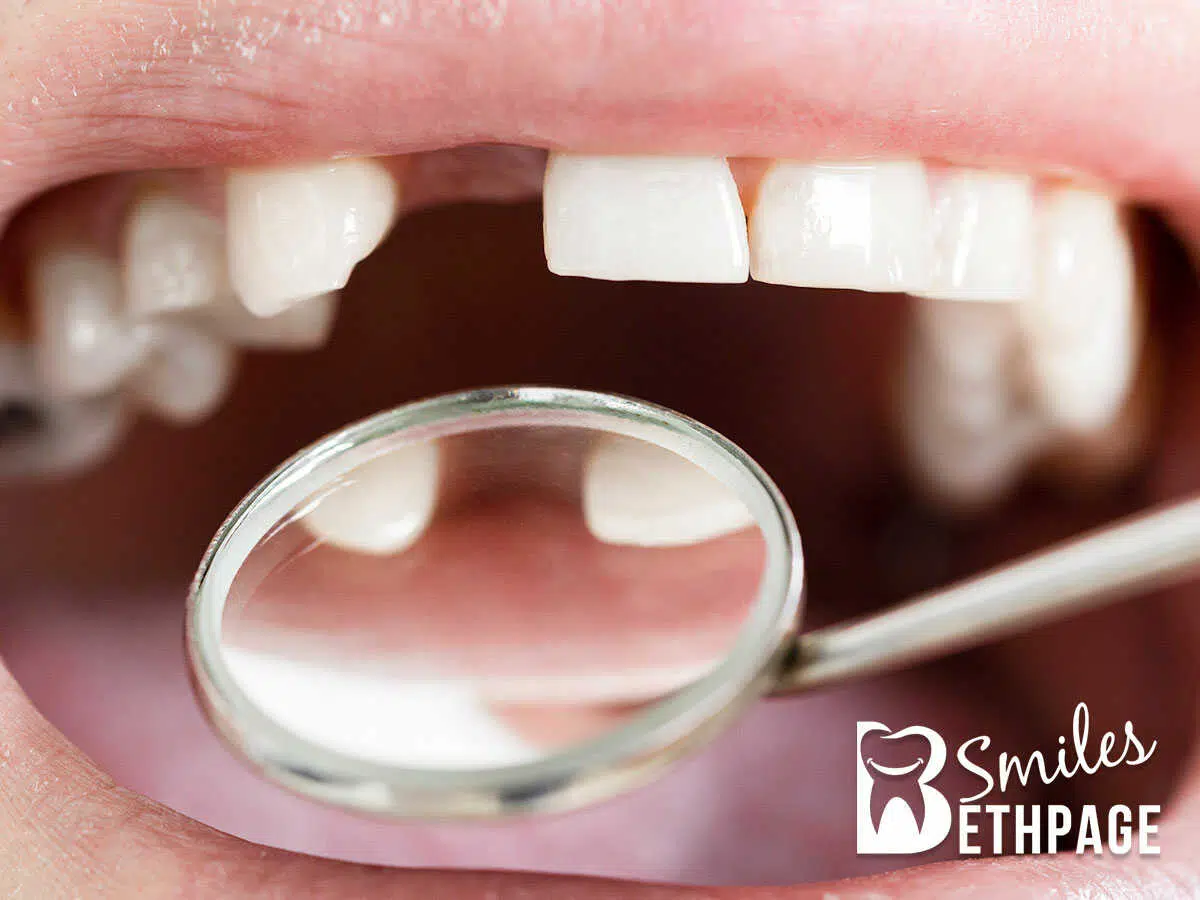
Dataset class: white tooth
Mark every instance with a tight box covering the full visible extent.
[543,153,749,283]
[32,249,147,397]
[223,647,537,768]
[583,435,755,547]
[913,295,1022,380]
[129,323,236,424]
[919,170,1036,302]
[305,441,440,555]
[123,192,228,318]
[904,387,1044,509]
[901,297,1045,508]
[226,158,397,316]
[0,342,128,476]
[207,291,338,350]
[749,160,933,292]
[1019,189,1137,434]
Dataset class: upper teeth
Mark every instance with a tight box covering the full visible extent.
[226,158,399,316]
[541,152,1143,508]
[32,248,149,398]
[749,160,935,292]
[543,154,749,283]
[2,149,1148,505]
[919,169,1036,302]
[901,188,1139,506]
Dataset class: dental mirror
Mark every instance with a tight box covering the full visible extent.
[188,386,1200,820]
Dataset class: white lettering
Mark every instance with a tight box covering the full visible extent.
[1077,805,1103,854]
[1047,805,1071,853]
[1014,804,1040,854]
[1109,805,1132,855]
[958,805,980,855]
[1139,806,1161,856]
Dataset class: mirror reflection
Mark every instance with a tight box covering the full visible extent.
[220,424,766,770]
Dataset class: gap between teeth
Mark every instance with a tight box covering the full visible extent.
[2,148,1144,508]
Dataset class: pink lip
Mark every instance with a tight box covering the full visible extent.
[4,1,1200,239]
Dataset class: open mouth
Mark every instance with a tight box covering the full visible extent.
[2,2,1200,895]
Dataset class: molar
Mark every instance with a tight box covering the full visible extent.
[226,158,398,316]
[32,248,148,398]
[542,153,750,283]
[749,160,933,293]
[124,191,228,318]
[0,342,128,476]
[128,323,237,425]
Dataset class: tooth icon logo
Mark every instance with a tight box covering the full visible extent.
[856,722,953,854]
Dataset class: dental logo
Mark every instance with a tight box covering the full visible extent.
[856,703,1162,857]
[856,722,953,853]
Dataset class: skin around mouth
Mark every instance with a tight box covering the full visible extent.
[2,1,1200,895]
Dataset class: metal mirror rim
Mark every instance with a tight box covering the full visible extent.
[186,386,804,819]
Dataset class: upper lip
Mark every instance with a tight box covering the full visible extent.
[4,1,1200,241]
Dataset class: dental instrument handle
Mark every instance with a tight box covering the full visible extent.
[773,495,1200,695]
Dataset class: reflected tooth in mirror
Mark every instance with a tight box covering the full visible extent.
[749,160,934,292]
[129,323,236,424]
[32,248,147,397]
[123,191,228,318]
[543,153,750,283]
[223,647,537,768]
[208,291,338,351]
[0,342,128,476]
[304,441,440,554]
[583,434,755,547]
[226,158,398,316]
[1019,189,1138,435]
[919,169,1036,302]
[218,418,768,770]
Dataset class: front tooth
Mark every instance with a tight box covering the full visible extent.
[749,160,933,292]
[0,342,128,476]
[582,435,755,547]
[32,248,147,397]
[207,291,338,350]
[123,192,228,318]
[128,324,236,424]
[919,170,1036,302]
[543,154,749,283]
[226,158,398,316]
[305,441,440,555]
[1019,189,1138,434]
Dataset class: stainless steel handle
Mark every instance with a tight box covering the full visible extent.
[773,496,1200,695]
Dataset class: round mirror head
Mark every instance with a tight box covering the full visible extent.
[188,387,804,818]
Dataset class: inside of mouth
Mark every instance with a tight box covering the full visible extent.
[0,164,1196,885]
